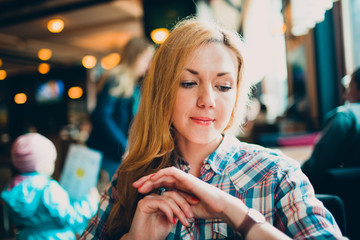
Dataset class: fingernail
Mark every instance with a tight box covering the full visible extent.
[138,182,145,190]
[184,218,190,227]
[187,210,193,218]
[173,217,176,224]
[192,197,199,202]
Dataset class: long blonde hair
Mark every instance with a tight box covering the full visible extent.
[103,37,154,98]
[106,17,252,237]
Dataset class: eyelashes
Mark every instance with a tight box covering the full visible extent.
[180,82,197,88]
[180,81,232,92]
[216,86,232,92]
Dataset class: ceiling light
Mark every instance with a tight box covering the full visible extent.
[101,53,121,70]
[150,28,169,44]
[82,55,97,69]
[38,63,50,74]
[38,48,52,61]
[47,19,64,33]
[68,86,83,99]
[14,93,27,104]
[0,70,6,80]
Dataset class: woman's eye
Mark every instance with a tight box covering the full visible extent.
[180,81,197,88]
[217,85,232,92]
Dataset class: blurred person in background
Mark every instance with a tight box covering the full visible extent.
[86,37,155,183]
[302,68,360,182]
[1,133,100,239]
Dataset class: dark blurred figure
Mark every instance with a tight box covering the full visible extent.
[86,37,155,182]
[302,68,360,179]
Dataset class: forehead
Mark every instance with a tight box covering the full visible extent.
[184,43,238,73]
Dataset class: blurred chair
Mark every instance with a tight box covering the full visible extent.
[312,167,360,239]
[315,194,346,235]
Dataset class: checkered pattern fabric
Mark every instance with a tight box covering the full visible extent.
[81,134,344,240]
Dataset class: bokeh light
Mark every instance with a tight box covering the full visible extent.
[100,53,121,70]
[47,19,64,33]
[68,86,83,99]
[82,55,97,69]
[38,48,52,61]
[150,28,169,44]
[14,93,27,104]
[38,63,50,74]
[0,70,6,80]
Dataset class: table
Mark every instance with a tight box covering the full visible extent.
[273,145,313,165]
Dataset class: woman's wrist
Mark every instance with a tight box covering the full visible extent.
[220,194,249,229]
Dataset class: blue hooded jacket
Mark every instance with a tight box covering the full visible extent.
[1,172,99,239]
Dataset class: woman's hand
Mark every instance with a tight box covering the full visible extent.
[132,167,247,223]
[125,190,195,240]
[131,167,292,240]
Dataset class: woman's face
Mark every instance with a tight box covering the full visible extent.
[172,43,238,145]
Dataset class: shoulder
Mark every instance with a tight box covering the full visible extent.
[328,104,360,119]
[222,135,300,192]
[325,104,360,129]
[43,179,70,204]
[23,173,51,190]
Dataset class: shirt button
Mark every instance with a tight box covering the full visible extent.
[205,164,211,170]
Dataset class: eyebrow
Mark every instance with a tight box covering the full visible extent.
[185,68,231,77]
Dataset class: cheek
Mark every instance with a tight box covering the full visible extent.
[172,92,187,122]
[221,93,236,112]
[218,94,236,124]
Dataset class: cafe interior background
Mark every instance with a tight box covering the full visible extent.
[0,0,359,238]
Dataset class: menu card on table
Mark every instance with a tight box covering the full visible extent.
[60,143,102,200]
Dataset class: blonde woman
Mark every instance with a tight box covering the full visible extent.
[82,18,345,240]
[87,37,155,180]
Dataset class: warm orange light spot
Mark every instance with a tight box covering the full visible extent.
[38,48,52,61]
[47,19,64,33]
[0,70,6,80]
[150,28,169,44]
[68,86,83,99]
[14,93,27,104]
[0,58,2,67]
[82,55,97,69]
[100,53,121,70]
[38,63,50,74]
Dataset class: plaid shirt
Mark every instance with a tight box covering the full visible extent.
[81,134,344,240]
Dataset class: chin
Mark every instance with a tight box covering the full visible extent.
[188,132,222,145]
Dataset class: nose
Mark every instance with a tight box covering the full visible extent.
[197,84,216,108]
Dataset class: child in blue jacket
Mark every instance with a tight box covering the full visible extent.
[1,133,100,239]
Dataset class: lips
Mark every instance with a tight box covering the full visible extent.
[190,116,215,126]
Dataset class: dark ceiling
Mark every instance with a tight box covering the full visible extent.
[0,0,144,78]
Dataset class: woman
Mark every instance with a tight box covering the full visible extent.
[81,18,345,239]
[87,37,155,180]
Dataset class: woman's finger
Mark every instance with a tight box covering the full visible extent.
[139,194,175,225]
[159,193,191,227]
[136,175,178,193]
[162,191,195,219]
[141,193,190,227]
[176,190,200,206]
[134,167,197,194]
[133,173,156,188]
